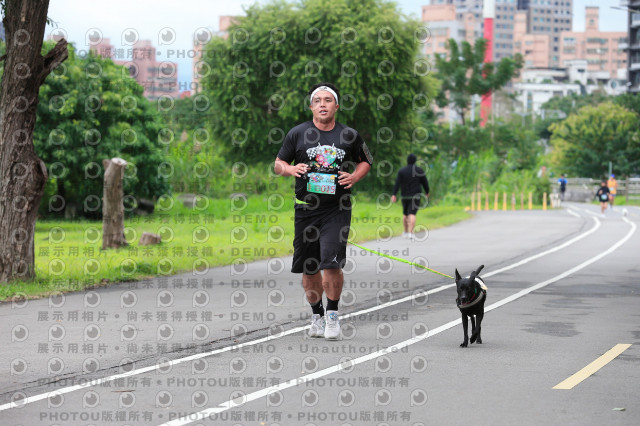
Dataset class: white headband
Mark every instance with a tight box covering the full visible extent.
[309,86,339,105]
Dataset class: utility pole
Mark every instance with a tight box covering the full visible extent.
[480,0,495,127]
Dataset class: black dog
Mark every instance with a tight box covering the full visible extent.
[455,265,487,348]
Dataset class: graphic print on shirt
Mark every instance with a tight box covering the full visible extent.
[305,144,345,195]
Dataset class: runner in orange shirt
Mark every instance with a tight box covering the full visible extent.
[607,174,617,209]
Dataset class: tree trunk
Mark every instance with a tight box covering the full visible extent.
[458,108,466,126]
[102,158,128,249]
[0,0,68,283]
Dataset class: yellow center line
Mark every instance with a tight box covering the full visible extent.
[553,344,632,390]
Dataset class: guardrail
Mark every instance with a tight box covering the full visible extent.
[550,177,640,202]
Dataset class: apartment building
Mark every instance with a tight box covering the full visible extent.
[560,7,627,81]
[525,0,572,67]
[89,38,179,100]
[423,0,571,66]
[627,0,640,91]
[424,0,517,60]
[513,10,551,68]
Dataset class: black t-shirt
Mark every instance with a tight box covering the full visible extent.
[392,164,429,198]
[277,121,373,209]
[595,186,610,201]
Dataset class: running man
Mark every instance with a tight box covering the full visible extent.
[595,180,610,214]
[558,174,568,201]
[391,154,430,239]
[274,82,373,340]
[607,174,617,209]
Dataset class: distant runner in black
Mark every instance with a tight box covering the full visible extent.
[391,154,430,239]
[595,180,610,215]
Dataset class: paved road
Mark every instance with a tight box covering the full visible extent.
[1,203,639,425]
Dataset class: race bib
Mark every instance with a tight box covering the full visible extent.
[307,172,336,195]
[600,194,609,201]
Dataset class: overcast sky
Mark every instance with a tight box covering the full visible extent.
[46,0,627,92]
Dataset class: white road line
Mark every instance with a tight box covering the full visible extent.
[346,216,599,318]
[580,208,605,218]
[483,216,598,278]
[0,215,598,412]
[161,217,636,426]
[567,209,580,218]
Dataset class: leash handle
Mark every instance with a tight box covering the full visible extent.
[348,241,454,279]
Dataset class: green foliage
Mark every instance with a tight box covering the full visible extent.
[549,102,640,178]
[430,121,542,171]
[157,99,288,198]
[30,42,170,218]
[202,0,439,189]
[164,132,226,196]
[448,150,502,195]
[422,119,546,205]
[614,93,640,116]
[433,149,549,205]
[434,38,523,124]
[535,92,610,139]
[157,96,210,134]
[157,96,221,196]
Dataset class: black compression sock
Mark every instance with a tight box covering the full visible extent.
[310,300,324,316]
[326,297,339,312]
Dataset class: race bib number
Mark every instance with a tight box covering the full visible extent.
[307,173,336,195]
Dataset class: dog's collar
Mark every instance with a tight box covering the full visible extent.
[456,276,487,308]
[458,290,484,308]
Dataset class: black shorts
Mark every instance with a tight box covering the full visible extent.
[291,205,351,274]
[401,194,422,216]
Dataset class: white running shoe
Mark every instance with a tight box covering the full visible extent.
[308,314,325,338]
[324,310,341,340]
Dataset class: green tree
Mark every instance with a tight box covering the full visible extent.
[614,93,640,117]
[430,119,541,170]
[157,96,210,135]
[549,102,640,177]
[33,43,170,218]
[434,38,523,125]
[202,0,439,189]
[535,92,610,139]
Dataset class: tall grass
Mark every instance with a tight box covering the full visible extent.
[428,149,550,206]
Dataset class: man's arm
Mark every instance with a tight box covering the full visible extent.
[392,171,401,197]
[337,162,371,189]
[274,158,308,178]
[391,171,402,203]
[421,175,430,196]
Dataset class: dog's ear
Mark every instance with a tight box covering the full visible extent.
[455,269,461,281]
[475,265,485,276]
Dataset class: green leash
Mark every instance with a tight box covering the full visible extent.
[294,197,452,279]
[348,241,454,280]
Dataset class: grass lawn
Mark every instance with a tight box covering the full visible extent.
[1,195,471,300]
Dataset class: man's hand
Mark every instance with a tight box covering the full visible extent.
[274,158,309,177]
[289,163,309,177]
[338,162,371,189]
[338,171,358,189]
[391,195,397,203]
